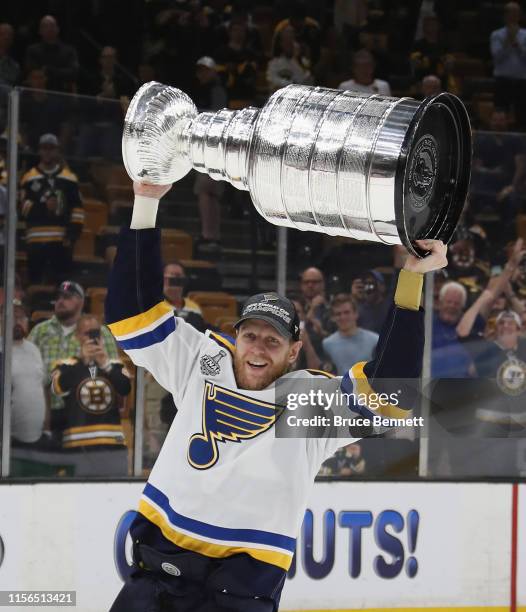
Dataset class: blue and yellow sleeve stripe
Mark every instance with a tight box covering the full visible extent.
[108,301,176,350]
[341,361,410,419]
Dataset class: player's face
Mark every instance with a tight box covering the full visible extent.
[234,319,301,390]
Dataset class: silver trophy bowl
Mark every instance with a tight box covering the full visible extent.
[122,82,471,257]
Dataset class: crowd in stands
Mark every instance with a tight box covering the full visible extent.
[1,1,526,478]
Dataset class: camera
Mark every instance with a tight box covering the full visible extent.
[87,328,101,341]
[166,277,187,288]
[358,276,377,295]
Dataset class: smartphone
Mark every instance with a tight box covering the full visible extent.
[87,328,101,342]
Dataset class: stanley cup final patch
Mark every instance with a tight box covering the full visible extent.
[200,350,227,376]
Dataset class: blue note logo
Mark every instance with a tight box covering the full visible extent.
[187,382,279,470]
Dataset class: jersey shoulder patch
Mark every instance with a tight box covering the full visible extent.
[208,331,236,356]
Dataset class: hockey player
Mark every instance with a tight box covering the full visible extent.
[106,181,448,611]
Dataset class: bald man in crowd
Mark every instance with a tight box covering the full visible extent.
[299,267,334,363]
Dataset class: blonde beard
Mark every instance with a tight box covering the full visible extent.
[233,354,291,391]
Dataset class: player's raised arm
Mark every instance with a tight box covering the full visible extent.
[105,182,205,402]
[343,240,448,416]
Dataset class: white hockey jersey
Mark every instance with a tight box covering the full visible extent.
[106,228,424,572]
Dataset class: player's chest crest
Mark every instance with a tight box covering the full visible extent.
[187,382,279,470]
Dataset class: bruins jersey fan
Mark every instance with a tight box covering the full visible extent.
[20,164,84,246]
[104,183,442,612]
[51,357,131,450]
[20,136,84,283]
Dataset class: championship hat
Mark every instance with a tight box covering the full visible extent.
[234,293,300,340]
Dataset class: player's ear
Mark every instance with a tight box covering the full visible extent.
[288,340,302,364]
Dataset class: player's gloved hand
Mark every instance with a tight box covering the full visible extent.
[403,239,448,274]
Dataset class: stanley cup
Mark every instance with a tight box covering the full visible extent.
[122,82,471,256]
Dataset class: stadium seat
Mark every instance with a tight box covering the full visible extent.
[161,229,193,261]
[26,284,56,311]
[79,182,96,198]
[106,184,133,202]
[180,260,222,291]
[71,255,108,287]
[188,291,238,324]
[83,199,109,233]
[214,315,238,337]
[73,229,95,258]
[86,287,107,319]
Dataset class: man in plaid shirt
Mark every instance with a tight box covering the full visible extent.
[28,280,118,435]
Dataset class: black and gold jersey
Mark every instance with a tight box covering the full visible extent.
[51,357,131,449]
[20,164,84,245]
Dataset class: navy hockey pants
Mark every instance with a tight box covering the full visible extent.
[109,545,284,612]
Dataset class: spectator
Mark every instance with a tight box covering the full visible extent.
[421,74,442,98]
[312,24,349,88]
[289,299,325,371]
[338,49,391,96]
[470,108,526,240]
[51,314,130,476]
[215,21,258,108]
[0,23,20,86]
[2,301,47,448]
[410,16,457,92]
[273,1,322,64]
[145,1,217,88]
[434,239,526,377]
[333,0,368,46]
[351,270,391,334]
[432,309,526,476]
[322,293,379,375]
[447,230,491,298]
[80,46,135,99]
[77,46,135,160]
[19,68,71,151]
[25,15,78,93]
[299,266,334,356]
[324,443,366,476]
[432,281,476,378]
[355,30,393,81]
[163,261,207,332]
[267,26,314,91]
[19,133,84,284]
[490,2,526,131]
[28,281,119,437]
[214,7,263,60]
[191,56,227,256]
